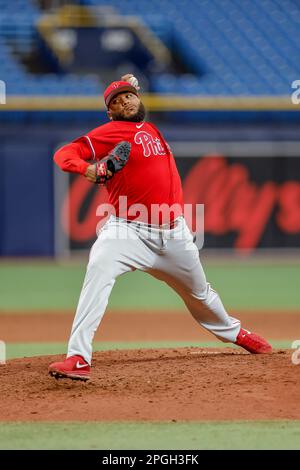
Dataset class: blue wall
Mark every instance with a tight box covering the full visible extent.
[0,121,102,256]
[0,127,55,256]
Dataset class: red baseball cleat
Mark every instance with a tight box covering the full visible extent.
[235,328,272,354]
[48,355,90,381]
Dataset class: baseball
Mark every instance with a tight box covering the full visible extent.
[128,76,139,89]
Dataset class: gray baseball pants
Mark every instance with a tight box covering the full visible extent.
[67,215,241,364]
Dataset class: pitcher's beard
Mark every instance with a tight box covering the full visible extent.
[111,102,146,122]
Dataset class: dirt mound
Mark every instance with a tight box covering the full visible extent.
[0,348,299,422]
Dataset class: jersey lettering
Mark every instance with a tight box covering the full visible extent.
[134,131,166,157]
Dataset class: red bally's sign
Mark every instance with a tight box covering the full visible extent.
[60,156,300,250]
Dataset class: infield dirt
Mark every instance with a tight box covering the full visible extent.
[0,310,300,422]
[1,310,299,342]
[0,348,299,421]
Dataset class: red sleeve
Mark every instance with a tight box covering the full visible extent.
[54,123,116,175]
[85,122,123,160]
[53,137,92,175]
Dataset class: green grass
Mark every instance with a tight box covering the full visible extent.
[5,340,291,360]
[0,421,299,449]
[0,262,300,311]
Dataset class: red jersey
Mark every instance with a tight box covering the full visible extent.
[54,120,183,224]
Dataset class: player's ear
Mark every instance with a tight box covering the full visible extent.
[107,110,112,120]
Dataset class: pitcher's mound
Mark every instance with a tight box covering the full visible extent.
[0,347,298,421]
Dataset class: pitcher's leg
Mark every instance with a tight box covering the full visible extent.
[67,247,117,364]
[180,281,241,342]
[150,219,272,352]
[67,222,155,364]
[151,264,240,343]
[150,220,240,342]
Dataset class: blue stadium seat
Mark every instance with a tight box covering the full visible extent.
[83,0,300,96]
[0,18,102,96]
[0,0,300,97]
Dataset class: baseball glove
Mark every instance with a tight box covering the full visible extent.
[94,141,131,185]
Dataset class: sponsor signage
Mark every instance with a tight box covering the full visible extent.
[56,155,300,252]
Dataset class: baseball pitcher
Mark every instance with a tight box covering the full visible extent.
[49,74,272,381]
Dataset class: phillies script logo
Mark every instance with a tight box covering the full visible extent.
[134,131,166,157]
[61,156,300,249]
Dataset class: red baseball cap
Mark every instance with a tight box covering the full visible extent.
[103,80,139,108]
